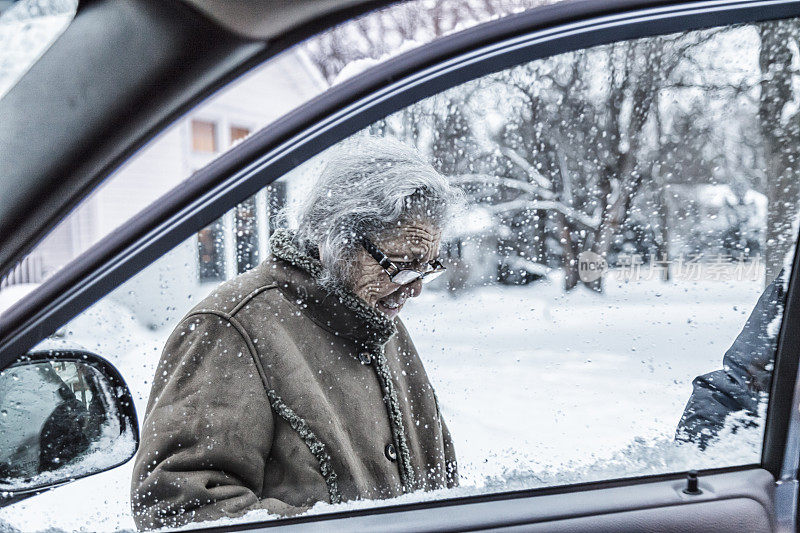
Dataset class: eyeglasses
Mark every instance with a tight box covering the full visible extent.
[361,237,446,285]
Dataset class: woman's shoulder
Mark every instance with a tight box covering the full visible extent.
[185,259,291,319]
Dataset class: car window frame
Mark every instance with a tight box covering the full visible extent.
[2,0,800,528]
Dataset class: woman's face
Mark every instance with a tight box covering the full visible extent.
[351,220,442,319]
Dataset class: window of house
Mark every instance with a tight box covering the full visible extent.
[190,119,217,153]
[234,197,259,274]
[198,194,265,282]
[197,220,225,282]
[230,125,251,145]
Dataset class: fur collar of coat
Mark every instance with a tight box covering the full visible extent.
[269,229,397,348]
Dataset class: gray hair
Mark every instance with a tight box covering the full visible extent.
[294,135,462,289]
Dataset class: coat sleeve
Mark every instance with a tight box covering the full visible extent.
[676,271,786,449]
[130,312,307,530]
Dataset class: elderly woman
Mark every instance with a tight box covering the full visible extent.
[130,136,460,529]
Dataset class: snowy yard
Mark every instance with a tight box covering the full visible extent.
[0,271,769,532]
[408,272,766,487]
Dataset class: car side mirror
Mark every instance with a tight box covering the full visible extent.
[0,349,138,505]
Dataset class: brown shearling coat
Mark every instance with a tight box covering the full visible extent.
[130,230,457,530]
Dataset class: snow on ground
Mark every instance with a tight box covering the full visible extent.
[406,272,765,487]
[0,271,768,532]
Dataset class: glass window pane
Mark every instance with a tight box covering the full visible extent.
[197,219,225,282]
[190,119,217,153]
[3,14,800,533]
[230,126,250,145]
[235,197,259,274]
[0,0,77,99]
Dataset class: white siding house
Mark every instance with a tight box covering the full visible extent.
[5,49,328,326]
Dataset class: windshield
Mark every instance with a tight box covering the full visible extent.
[0,0,77,99]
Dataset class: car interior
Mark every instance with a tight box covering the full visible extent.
[2,1,800,532]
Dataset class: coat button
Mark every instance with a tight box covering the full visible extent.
[358,351,373,365]
[385,443,397,462]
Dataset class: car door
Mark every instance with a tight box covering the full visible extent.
[2,0,800,531]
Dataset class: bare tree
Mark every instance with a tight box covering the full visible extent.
[308,10,788,293]
[483,37,669,290]
[302,0,558,83]
[759,20,800,282]
[395,29,746,292]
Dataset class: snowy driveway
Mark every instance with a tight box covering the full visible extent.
[0,272,768,531]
